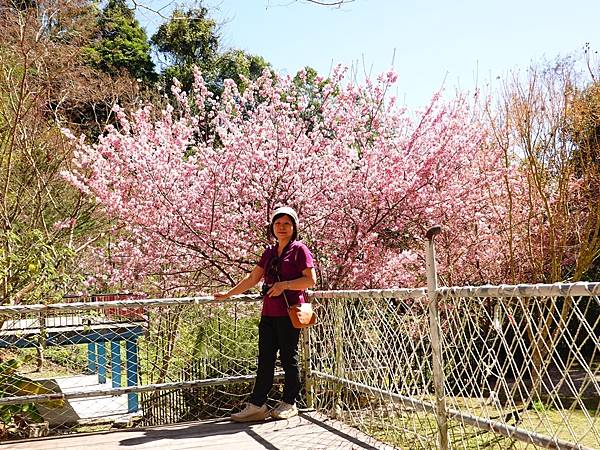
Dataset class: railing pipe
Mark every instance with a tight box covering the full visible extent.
[0,373,285,406]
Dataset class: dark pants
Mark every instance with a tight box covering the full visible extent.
[249,316,301,406]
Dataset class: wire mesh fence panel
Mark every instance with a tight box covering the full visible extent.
[437,285,600,449]
[138,300,264,426]
[309,289,443,450]
[0,302,146,439]
[309,285,599,450]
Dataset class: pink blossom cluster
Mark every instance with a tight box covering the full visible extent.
[64,67,532,292]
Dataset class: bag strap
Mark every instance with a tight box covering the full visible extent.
[274,270,292,309]
[271,241,293,309]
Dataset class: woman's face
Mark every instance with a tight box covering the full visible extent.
[273,215,294,241]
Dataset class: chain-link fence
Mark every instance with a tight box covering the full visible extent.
[0,284,598,448]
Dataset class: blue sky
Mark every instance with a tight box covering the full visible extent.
[136,0,600,109]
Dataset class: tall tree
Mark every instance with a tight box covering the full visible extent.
[213,49,269,93]
[484,54,600,401]
[489,56,600,283]
[151,5,219,90]
[565,77,600,280]
[85,0,156,82]
[0,0,143,305]
[151,5,269,95]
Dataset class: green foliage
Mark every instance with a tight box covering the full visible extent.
[286,66,340,136]
[138,304,260,386]
[84,0,155,82]
[42,346,88,373]
[212,49,269,93]
[151,6,270,95]
[191,306,259,361]
[151,5,219,92]
[532,400,551,412]
[0,4,115,305]
[0,227,82,305]
[151,6,219,69]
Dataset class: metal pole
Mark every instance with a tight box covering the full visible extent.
[332,300,344,418]
[301,327,314,409]
[425,225,449,450]
[88,342,98,374]
[97,341,107,384]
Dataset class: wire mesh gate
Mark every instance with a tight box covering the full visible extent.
[0,260,598,447]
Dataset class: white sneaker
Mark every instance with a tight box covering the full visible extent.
[271,401,298,420]
[231,403,269,422]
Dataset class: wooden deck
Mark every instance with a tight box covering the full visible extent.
[2,412,397,449]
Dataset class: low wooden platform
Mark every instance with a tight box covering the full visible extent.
[2,411,396,449]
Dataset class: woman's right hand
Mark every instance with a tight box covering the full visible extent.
[213,291,231,301]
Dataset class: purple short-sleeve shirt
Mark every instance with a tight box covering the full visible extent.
[258,240,314,317]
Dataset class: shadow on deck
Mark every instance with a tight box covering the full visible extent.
[3,411,396,449]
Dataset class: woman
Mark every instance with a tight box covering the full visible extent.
[214,206,317,422]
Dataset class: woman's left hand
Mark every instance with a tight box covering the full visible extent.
[267,281,288,297]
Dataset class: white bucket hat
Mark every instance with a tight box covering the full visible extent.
[269,206,299,240]
[270,206,299,228]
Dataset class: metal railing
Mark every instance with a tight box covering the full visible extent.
[0,283,597,448]
[1,224,599,449]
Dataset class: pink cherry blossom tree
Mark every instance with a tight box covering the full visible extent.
[64,67,532,294]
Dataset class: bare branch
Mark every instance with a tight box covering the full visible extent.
[267,0,355,8]
[304,0,354,5]
[129,0,178,19]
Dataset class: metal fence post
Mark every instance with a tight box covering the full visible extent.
[125,338,139,412]
[425,225,449,450]
[333,300,344,418]
[301,327,314,409]
[87,342,97,374]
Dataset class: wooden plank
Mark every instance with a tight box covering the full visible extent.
[2,411,397,449]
